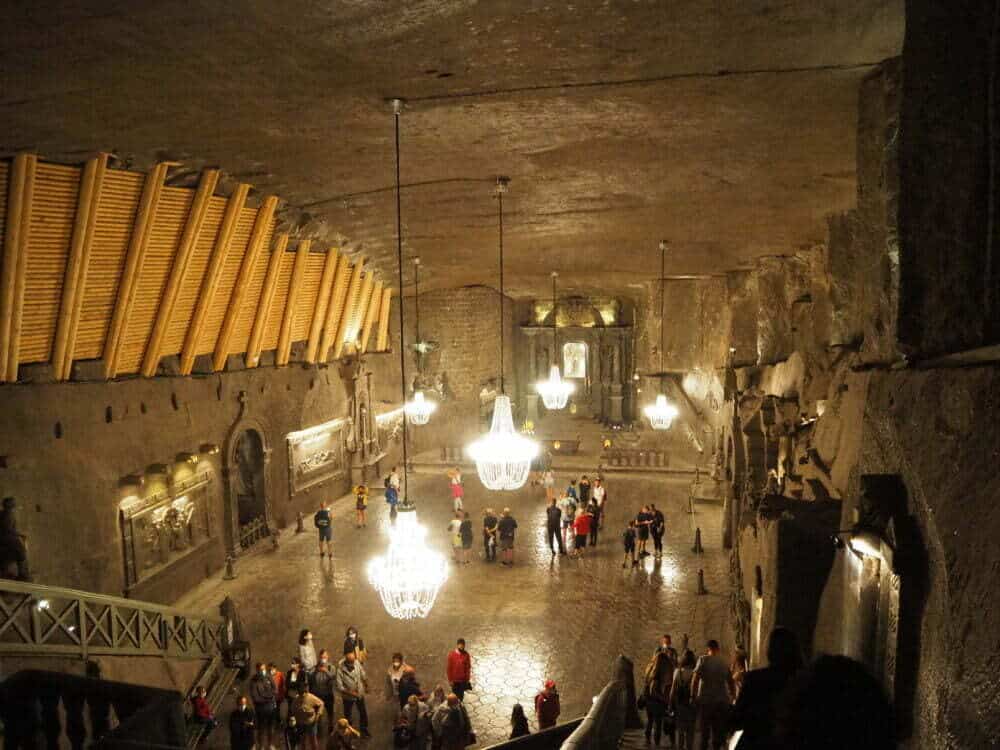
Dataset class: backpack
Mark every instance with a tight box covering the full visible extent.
[384,475,391,489]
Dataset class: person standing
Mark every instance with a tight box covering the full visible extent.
[635,505,653,558]
[291,685,325,750]
[730,647,749,704]
[398,666,423,711]
[558,493,577,552]
[650,503,665,559]
[269,662,286,722]
[622,520,638,568]
[542,469,556,502]
[285,658,309,717]
[728,627,802,750]
[228,696,255,750]
[385,480,399,522]
[298,630,317,673]
[335,651,370,739]
[389,466,401,493]
[249,662,278,750]
[449,467,464,512]
[497,509,518,566]
[459,511,474,564]
[438,694,473,750]
[0,497,30,581]
[385,652,410,705]
[447,512,463,564]
[670,650,698,750]
[545,497,565,556]
[482,509,498,563]
[354,484,368,529]
[656,634,678,663]
[571,506,592,558]
[402,694,432,749]
[586,496,601,546]
[190,685,218,736]
[509,704,530,739]
[691,640,734,750]
[329,718,361,750]
[309,659,335,734]
[534,680,561,730]
[592,479,607,529]
[578,475,591,506]
[566,479,578,502]
[642,651,676,746]
[446,638,473,701]
[314,503,332,558]
[343,626,367,664]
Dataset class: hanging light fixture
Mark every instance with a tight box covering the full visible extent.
[405,257,436,425]
[535,271,574,410]
[644,240,679,430]
[466,177,539,490]
[368,98,448,619]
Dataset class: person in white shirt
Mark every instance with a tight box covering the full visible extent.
[592,479,607,528]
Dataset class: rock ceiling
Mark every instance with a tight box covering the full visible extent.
[0,0,903,298]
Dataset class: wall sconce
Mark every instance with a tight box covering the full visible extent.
[175,452,198,465]
[553,441,561,451]
[200,443,220,455]
[145,463,169,477]
[602,438,612,449]
[118,474,144,489]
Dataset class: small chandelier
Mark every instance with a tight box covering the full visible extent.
[405,390,436,425]
[368,98,449,619]
[646,240,678,431]
[644,393,679,430]
[367,503,448,619]
[535,271,574,410]
[405,257,436,425]
[466,177,539,490]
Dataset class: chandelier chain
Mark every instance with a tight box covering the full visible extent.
[393,102,410,499]
[498,183,505,394]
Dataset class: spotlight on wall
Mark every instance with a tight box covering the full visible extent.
[835,524,894,569]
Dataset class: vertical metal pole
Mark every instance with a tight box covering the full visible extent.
[393,100,410,502]
[498,185,505,394]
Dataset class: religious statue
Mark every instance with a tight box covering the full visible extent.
[0,497,31,581]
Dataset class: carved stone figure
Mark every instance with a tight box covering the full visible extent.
[0,497,31,581]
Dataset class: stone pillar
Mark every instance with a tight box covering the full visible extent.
[608,335,624,424]
[525,332,540,422]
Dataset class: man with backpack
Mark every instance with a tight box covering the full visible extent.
[534,680,561,730]
[314,503,332,557]
[558,492,577,552]
[385,471,399,522]
[438,694,473,750]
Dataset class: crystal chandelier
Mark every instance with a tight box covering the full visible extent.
[647,240,678,431]
[367,98,448,619]
[367,504,448,619]
[405,257,437,425]
[535,271,574,410]
[466,177,539,490]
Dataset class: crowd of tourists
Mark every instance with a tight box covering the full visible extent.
[203,631,565,750]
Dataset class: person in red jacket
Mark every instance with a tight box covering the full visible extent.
[190,685,218,734]
[534,680,561,730]
[571,508,592,558]
[446,638,473,701]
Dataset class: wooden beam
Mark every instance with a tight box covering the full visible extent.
[140,169,220,377]
[212,194,278,371]
[304,248,339,363]
[0,153,37,383]
[375,287,393,352]
[332,259,366,361]
[53,153,108,381]
[317,253,350,362]
[246,233,287,368]
[349,271,375,355]
[359,279,383,353]
[277,239,310,366]
[103,162,171,379]
[179,183,250,374]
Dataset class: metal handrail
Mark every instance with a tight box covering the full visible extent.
[560,655,638,750]
[0,577,227,661]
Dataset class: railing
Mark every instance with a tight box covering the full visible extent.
[560,655,638,750]
[0,669,186,749]
[480,720,583,750]
[602,448,669,468]
[238,515,270,549]
[0,578,228,661]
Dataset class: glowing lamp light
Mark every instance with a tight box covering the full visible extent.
[466,395,539,490]
[405,390,437,426]
[553,441,561,451]
[367,504,448,620]
[644,394,679,430]
[536,365,574,410]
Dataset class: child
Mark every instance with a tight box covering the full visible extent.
[354,484,368,528]
[622,521,638,568]
[447,512,463,563]
[510,703,530,739]
[449,466,464,511]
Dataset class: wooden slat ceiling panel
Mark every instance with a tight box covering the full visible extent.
[229,220,275,355]
[73,169,145,359]
[20,163,81,363]
[160,196,226,355]
[261,250,295,353]
[117,186,192,373]
[0,163,8,239]
[197,205,255,355]
[291,252,324,342]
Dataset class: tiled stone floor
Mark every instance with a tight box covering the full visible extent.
[179,471,732,748]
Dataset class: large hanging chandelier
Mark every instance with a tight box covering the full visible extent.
[646,240,679,431]
[466,177,539,490]
[368,98,448,619]
[405,257,436,425]
[535,271,574,410]
[368,504,448,619]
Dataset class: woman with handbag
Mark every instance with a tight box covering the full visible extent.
[642,651,675,747]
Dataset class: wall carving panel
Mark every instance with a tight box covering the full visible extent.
[287,420,347,495]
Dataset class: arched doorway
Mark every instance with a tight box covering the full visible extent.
[222,410,273,554]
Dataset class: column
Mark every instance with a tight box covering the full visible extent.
[524,330,540,423]
[609,333,624,424]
